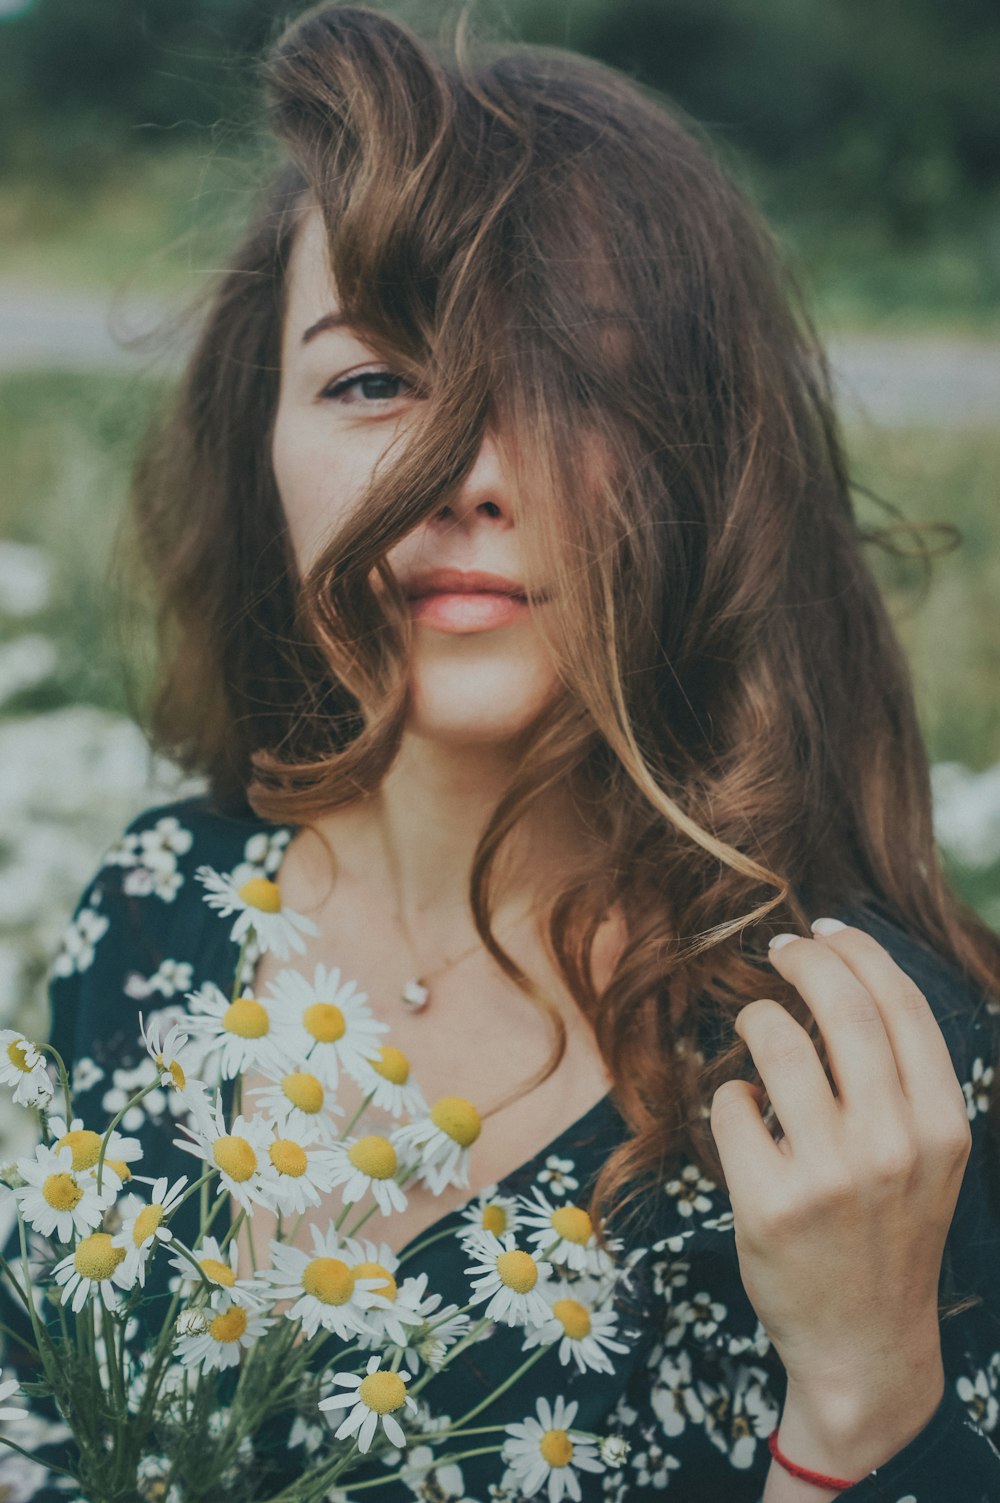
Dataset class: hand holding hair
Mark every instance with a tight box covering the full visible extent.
[710,918,973,1495]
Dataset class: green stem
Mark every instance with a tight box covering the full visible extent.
[95,1079,159,1194]
[448,1345,549,1430]
[38,1042,73,1123]
[0,1432,76,1477]
[342,1444,505,1493]
[172,1169,218,1214]
[396,1223,462,1266]
[339,1090,375,1140]
[219,1206,246,1254]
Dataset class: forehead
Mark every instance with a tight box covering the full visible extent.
[283,207,340,337]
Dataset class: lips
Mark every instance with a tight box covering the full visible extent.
[403,567,529,602]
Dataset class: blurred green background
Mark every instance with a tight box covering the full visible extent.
[1,0,998,1114]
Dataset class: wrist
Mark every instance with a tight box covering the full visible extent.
[779,1355,945,1482]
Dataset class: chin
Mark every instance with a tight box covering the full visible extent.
[407,657,560,746]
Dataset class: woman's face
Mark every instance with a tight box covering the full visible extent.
[271,208,563,748]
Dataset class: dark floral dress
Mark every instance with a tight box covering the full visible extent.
[3,793,1000,1501]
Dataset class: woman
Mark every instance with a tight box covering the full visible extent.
[5,4,1000,1499]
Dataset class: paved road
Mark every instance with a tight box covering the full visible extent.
[1,281,998,427]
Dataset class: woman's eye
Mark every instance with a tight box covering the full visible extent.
[320,369,411,405]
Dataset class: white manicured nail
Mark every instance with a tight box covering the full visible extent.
[768,933,798,950]
[811,917,847,935]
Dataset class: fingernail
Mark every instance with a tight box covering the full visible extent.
[811,917,847,935]
[768,933,798,951]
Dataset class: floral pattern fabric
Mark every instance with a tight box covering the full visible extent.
[3,792,1000,1501]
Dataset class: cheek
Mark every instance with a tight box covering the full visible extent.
[270,406,360,575]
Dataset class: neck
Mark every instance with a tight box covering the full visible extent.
[307,730,594,940]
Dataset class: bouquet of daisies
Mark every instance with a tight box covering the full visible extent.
[0,863,636,1502]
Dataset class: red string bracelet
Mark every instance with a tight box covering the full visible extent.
[767,1427,863,1492]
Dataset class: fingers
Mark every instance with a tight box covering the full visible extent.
[709,1077,783,1195]
[733,1000,838,1154]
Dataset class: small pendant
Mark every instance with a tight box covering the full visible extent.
[401,977,430,1012]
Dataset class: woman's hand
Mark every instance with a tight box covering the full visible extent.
[710,918,973,1474]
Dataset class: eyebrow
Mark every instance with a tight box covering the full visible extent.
[300,311,352,344]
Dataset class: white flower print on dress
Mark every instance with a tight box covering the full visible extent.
[629,1440,680,1490]
[664,1290,728,1347]
[649,1348,706,1438]
[963,1058,995,1121]
[536,1155,579,1199]
[958,1368,999,1433]
[664,1162,716,1218]
[698,1364,778,1470]
[51,902,109,977]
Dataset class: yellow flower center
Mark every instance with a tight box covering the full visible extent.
[159,1055,186,1090]
[348,1136,397,1180]
[199,1256,236,1287]
[352,1261,397,1301]
[550,1205,593,1244]
[74,1233,126,1282]
[358,1371,407,1414]
[6,1039,33,1073]
[303,1003,345,1043]
[495,1249,538,1293]
[209,1306,248,1344]
[270,1139,308,1177]
[42,1172,83,1211]
[540,1429,574,1468]
[372,1045,409,1085]
[237,877,282,913]
[281,1072,324,1113]
[481,1202,508,1236]
[552,1297,592,1340]
[213,1135,258,1182]
[56,1129,102,1171]
[106,1159,131,1182]
[429,1096,481,1148]
[133,1204,164,1246]
[222,997,270,1039]
[301,1257,355,1305]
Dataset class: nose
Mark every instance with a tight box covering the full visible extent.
[430,431,515,533]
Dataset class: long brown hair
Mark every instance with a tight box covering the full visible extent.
[128,1,1000,1239]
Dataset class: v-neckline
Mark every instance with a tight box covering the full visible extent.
[218,813,619,1266]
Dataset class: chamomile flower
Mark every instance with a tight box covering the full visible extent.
[173,1098,275,1212]
[259,1132,341,1216]
[45,1115,142,1193]
[195,864,318,959]
[458,1187,521,1245]
[501,1396,605,1502]
[318,1354,417,1453]
[517,1188,618,1276]
[406,1292,474,1371]
[167,1234,263,1310]
[52,1231,138,1312]
[265,963,387,1088]
[464,1230,553,1328]
[138,1013,203,1102]
[344,1243,429,1351]
[0,1031,53,1108]
[521,1284,630,1374]
[14,1143,116,1241]
[327,1135,408,1216]
[175,1297,274,1375]
[184,982,291,1080]
[247,1064,342,1143]
[260,1225,390,1341]
[111,1176,187,1287]
[0,1368,27,1423]
[349,1044,426,1119]
[392,1097,481,1196]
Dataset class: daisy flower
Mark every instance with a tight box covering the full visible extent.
[517,1188,618,1276]
[167,1234,264,1310]
[391,1096,481,1196]
[349,1044,426,1119]
[265,963,387,1088]
[46,1115,142,1193]
[521,1284,631,1375]
[246,1064,342,1144]
[407,1292,474,1371]
[318,1354,417,1453]
[52,1231,138,1312]
[501,1396,605,1502]
[344,1242,429,1351]
[111,1176,187,1287]
[184,982,292,1080]
[327,1135,408,1216]
[458,1187,521,1245]
[138,1013,205,1106]
[194,864,318,959]
[173,1098,275,1212]
[175,1296,274,1375]
[0,1031,53,1108]
[0,1368,27,1423]
[260,1225,390,1342]
[259,1132,341,1216]
[14,1143,116,1241]
[464,1230,553,1328]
